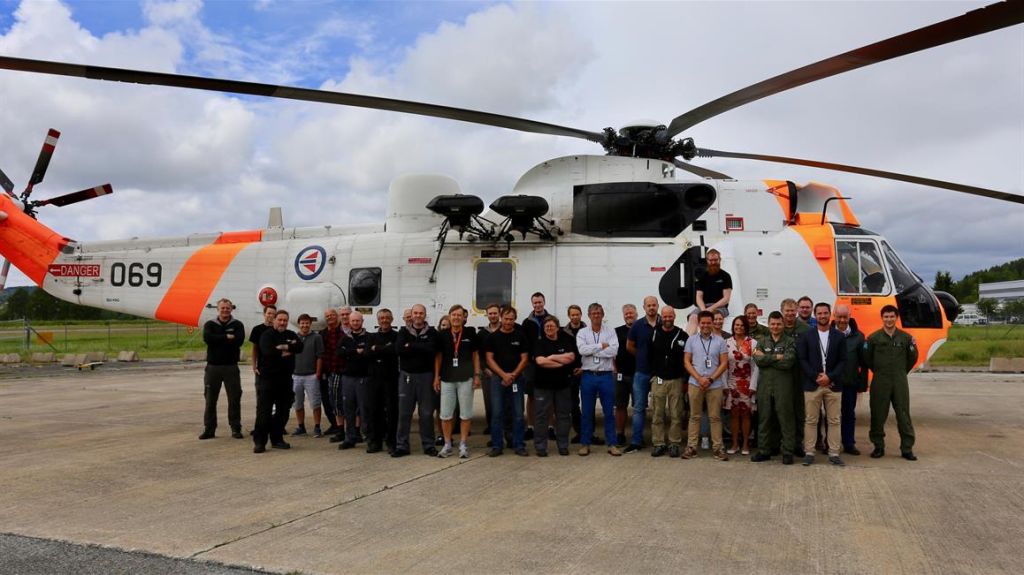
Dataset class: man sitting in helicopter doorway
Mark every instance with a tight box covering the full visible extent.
[686,249,732,335]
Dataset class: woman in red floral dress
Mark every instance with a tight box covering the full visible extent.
[725,316,759,455]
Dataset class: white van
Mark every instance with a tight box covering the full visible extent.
[954,312,988,326]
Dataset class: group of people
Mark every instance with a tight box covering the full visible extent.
[200,250,920,464]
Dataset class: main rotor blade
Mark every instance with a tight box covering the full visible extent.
[667,0,1024,137]
[0,56,606,144]
[28,129,60,187]
[35,183,112,207]
[672,159,731,179]
[696,148,1024,205]
[0,168,14,194]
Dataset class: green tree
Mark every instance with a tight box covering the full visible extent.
[976,298,999,320]
[933,270,954,293]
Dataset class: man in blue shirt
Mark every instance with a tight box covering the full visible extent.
[624,295,661,453]
[683,310,729,461]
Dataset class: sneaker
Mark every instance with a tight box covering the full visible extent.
[438,444,453,458]
[514,447,528,457]
[524,427,535,440]
[727,447,738,455]
[230,430,243,439]
[591,436,606,446]
[651,445,668,458]
[313,425,323,438]
[712,448,729,461]
[253,445,265,454]
[901,450,918,461]
[198,429,215,440]
[751,452,771,462]
[391,449,410,458]
[700,437,710,450]
[669,444,681,459]
[434,436,444,447]
[870,447,885,458]
[608,446,622,456]
[829,455,845,466]
[558,448,570,456]
[423,447,438,456]
[578,446,590,456]
[271,441,291,450]
[681,446,698,459]
[338,441,356,450]
[291,426,307,436]
[616,433,627,447]
[548,427,556,440]
[782,454,795,465]
[741,448,750,456]
[844,445,861,456]
[624,444,642,454]
[459,444,469,459]
[488,448,503,457]
[802,454,814,466]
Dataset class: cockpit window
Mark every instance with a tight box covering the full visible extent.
[836,240,890,295]
[881,241,919,294]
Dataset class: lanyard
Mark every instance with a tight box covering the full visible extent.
[451,329,463,357]
[820,331,829,369]
[592,329,601,345]
[700,335,713,359]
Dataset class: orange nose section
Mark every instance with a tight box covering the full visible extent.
[0,194,70,285]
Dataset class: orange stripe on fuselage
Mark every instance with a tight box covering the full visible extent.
[154,231,259,326]
[0,194,69,285]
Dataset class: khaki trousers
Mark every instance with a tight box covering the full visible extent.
[687,386,723,450]
[650,377,684,446]
[804,386,841,456]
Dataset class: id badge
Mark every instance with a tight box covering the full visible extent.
[452,357,459,368]
[704,358,712,369]
[616,373,623,382]
[512,383,519,393]
[655,377,664,386]
[593,356,600,365]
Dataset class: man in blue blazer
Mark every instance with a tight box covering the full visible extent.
[797,302,847,466]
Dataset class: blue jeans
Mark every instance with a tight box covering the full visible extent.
[841,386,859,447]
[630,372,652,446]
[581,372,616,446]
[490,375,525,450]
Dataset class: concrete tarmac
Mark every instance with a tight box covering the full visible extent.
[0,364,1021,574]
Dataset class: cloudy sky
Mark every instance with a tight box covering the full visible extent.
[0,0,1021,288]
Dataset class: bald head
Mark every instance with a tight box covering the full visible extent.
[660,305,676,329]
[833,304,851,332]
[411,304,427,328]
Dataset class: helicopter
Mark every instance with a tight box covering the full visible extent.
[0,1,1021,369]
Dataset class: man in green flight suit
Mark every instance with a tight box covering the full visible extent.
[781,298,811,455]
[864,304,919,461]
[750,311,798,465]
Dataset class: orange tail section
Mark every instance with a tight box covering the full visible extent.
[0,193,71,285]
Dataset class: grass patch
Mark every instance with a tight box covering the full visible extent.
[928,325,1024,366]
[0,321,208,359]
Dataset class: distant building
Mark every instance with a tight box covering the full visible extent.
[979,280,1024,304]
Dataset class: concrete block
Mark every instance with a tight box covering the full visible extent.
[61,354,83,367]
[117,351,140,362]
[83,352,107,363]
[183,351,206,362]
[0,353,22,364]
[30,352,57,363]
[989,358,1024,373]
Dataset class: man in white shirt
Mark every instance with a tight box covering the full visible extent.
[576,303,621,457]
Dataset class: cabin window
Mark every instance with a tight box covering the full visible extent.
[349,267,382,306]
[836,240,889,295]
[474,259,514,311]
[572,182,716,237]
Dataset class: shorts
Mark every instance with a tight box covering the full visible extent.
[688,305,730,318]
[615,372,633,409]
[440,379,474,420]
[292,373,321,410]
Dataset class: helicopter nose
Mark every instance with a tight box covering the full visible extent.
[935,291,959,323]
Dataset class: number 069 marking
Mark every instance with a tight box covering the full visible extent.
[110,262,162,287]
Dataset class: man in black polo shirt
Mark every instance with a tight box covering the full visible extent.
[246,305,276,437]
[484,306,530,456]
[199,298,245,440]
[686,248,733,334]
[648,306,688,457]
[254,310,303,453]
[393,303,438,457]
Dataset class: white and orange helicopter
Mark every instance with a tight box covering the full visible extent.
[0,1,1021,368]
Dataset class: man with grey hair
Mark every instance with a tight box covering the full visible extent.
[394,304,439,457]
[337,311,372,450]
[576,303,621,456]
[833,304,868,455]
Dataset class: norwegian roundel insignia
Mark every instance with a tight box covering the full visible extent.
[294,245,327,281]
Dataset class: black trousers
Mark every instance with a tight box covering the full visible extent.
[203,364,242,432]
[368,372,399,448]
[253,375,294,447]
[319,374,339,426]
[570,374,582,435]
